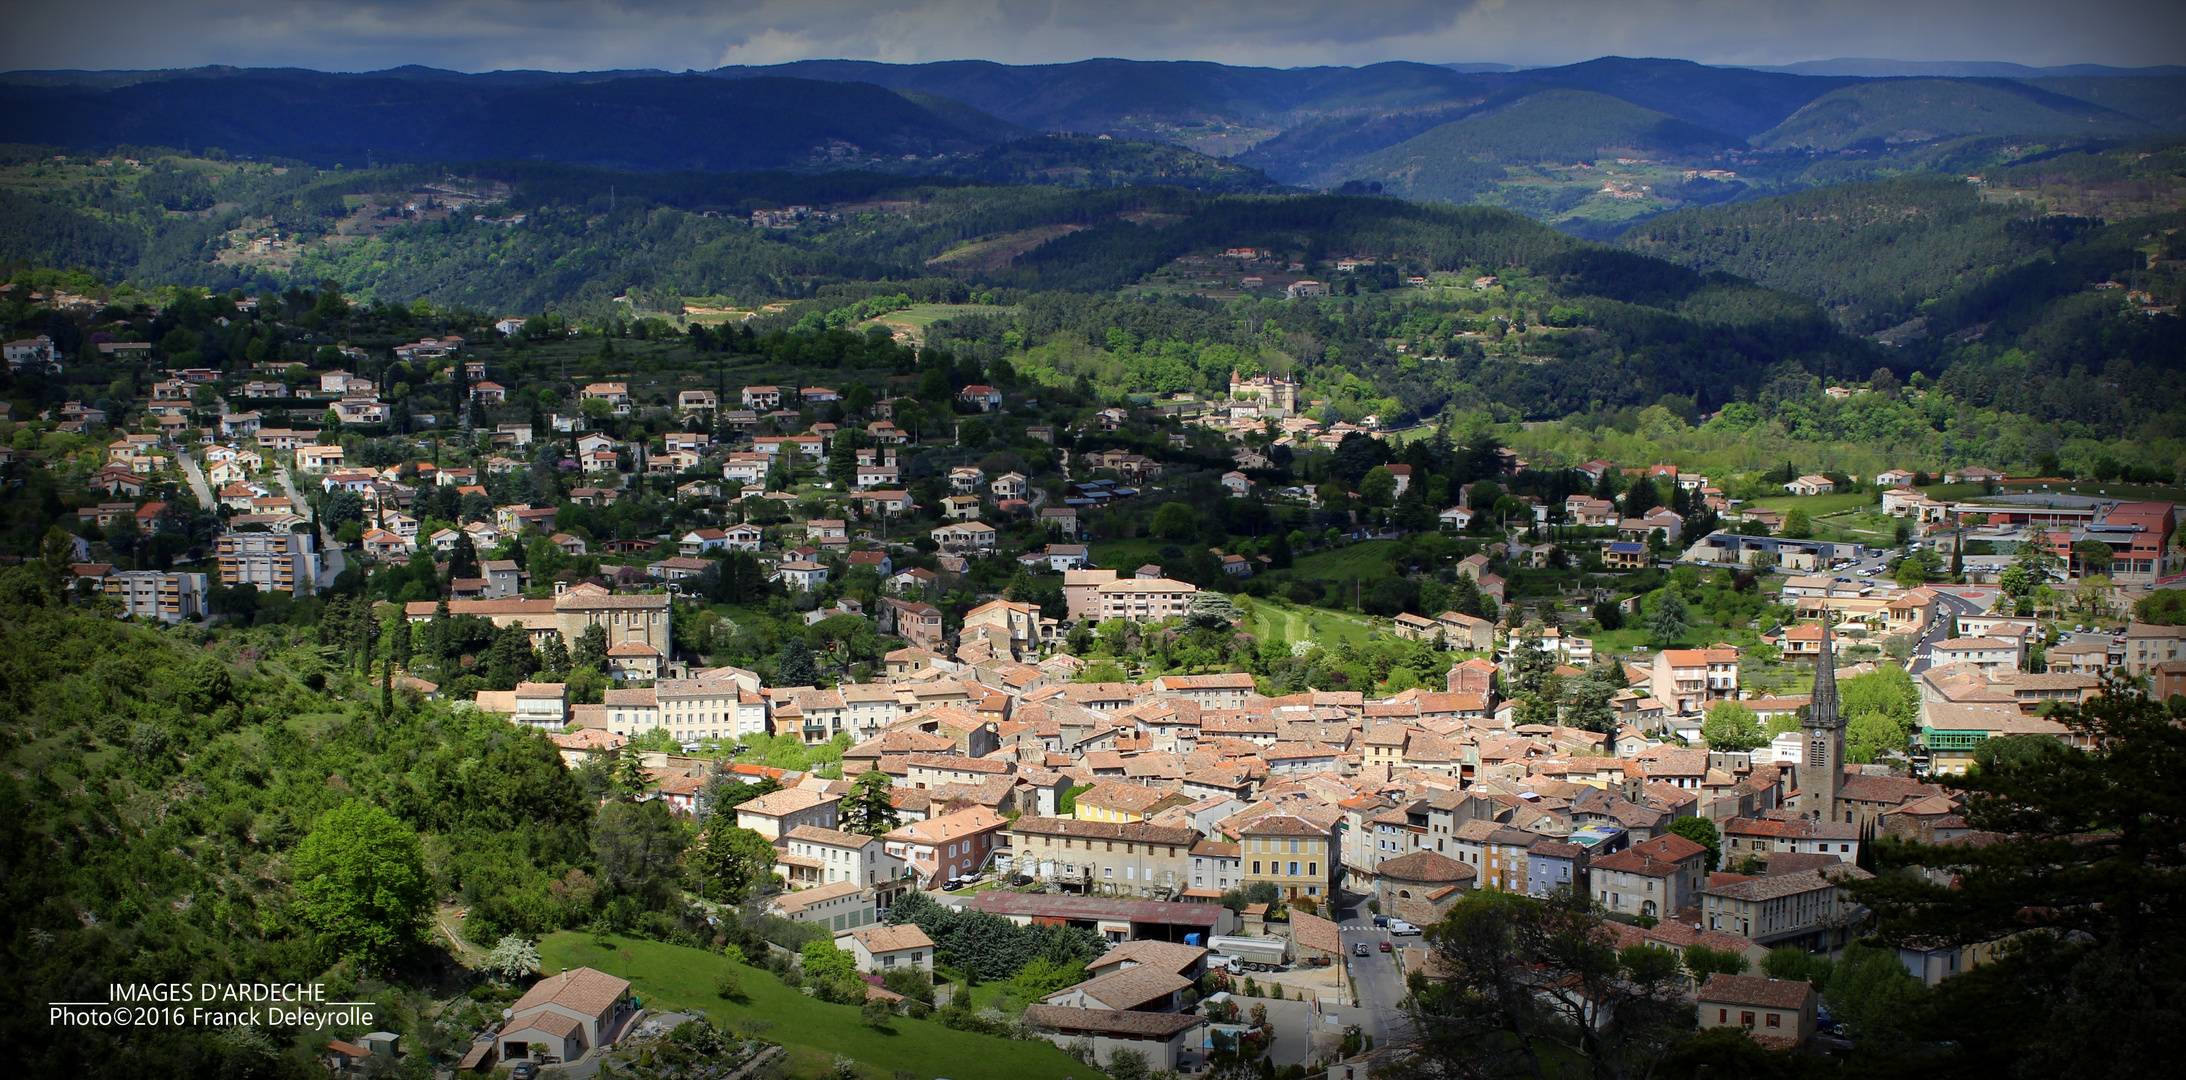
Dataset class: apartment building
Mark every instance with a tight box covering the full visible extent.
[1651,648,1740,715]
[105,571,209,622]
[1096,577,1201,623]
[1009,817,1198,897]
[215,530,317,595]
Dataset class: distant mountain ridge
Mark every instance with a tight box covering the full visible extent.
[3,56,2181,227]
[1739,58,2186,78]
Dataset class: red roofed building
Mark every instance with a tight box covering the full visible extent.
[1589,833,1710,919]
[1696,973,1818,1048]
[495,966,632,1067]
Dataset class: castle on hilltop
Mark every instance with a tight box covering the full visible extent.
[1228,369,1299,417]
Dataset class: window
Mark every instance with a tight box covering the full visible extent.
[1741,1012,1755,1028]
[1718,1009,1728,1023]
[1288,861,1300,876]
[1308,862,1318,877]
[1766,1013,1781,1028]
[1252,861,1262,875]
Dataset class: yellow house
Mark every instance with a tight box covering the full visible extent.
[1236,813,1336,901]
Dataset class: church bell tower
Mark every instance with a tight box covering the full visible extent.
[1800,619,1846,821]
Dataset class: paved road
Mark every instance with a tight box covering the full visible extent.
[1911,589,1990,673]
[1335,896,1410,1051]
[176,451,214,508]
[277,471,345,585]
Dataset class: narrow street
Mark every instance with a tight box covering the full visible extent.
[1911,588,1991,673]
[278,471,346,583]
[1335,894,1410,1051]
[175,451,214,508]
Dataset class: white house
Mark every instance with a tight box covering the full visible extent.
[844,924,935,974]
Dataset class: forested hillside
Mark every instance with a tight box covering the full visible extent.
[1336,89,1747,202]
[1755,78,2157,150]
[0,574,615,1077]
[0,73,1025,172]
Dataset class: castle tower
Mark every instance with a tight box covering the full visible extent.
[1800,619,1846,821]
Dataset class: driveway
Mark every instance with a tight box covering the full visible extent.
[176,452,214,508]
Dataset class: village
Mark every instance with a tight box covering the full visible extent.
[7,290,2185,1078]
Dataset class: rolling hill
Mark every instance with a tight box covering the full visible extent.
[1336,90,1747,202]
[0,71,1026,171]
[1755,78,2157,150]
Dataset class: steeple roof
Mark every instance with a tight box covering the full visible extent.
[1810,619,1842,730]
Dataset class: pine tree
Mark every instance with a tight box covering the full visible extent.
[842,768,902,836]
[539,630,572,675]
[777,638,821,688]
[573,622,610,673]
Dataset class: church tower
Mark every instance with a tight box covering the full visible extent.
[1800,619,1846,821]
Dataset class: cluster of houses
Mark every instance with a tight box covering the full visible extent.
[480,601,2105,1071]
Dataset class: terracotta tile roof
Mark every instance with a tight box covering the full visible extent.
[1021,1005,1201,1038]
[1697,973,1815,1010]
[1050,966,1193,1011]
[1090,939,1207,975]
[1374,850,1476,883]
[849,925,935,954]
[510,966,630,1019]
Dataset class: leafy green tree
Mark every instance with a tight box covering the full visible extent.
[1681,943,1747,979]
[1760,946,1833,990]
[1700,700,1765,752]
[592,798,688,905]
[291,801,431,967]
[1400,891,1693,1080]
[841,767,903,836]
[1667,816,1722,873]
[573,622,610,673]
[1562,672,1619,734]
[1893,557,1928,588]
[1510,624,1552,696]
[483,622,540,690]
[538,630,571,675]
[688,823,778,902]
[1647,591,1690,646]
[1780,508,1812,539]
[860,995,895,1028]
[1151,501,1197,540]
[1846,685,2186,1078]
[1359,466,1398,508]
[801,938,860,985]
[1822,943,1926,1050]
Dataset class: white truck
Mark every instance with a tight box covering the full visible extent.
[1208,935,1292,973]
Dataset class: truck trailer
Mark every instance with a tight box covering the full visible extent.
[1208,935,1292,972]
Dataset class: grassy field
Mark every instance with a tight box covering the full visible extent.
[537,932,1090,1080]
[1750,492,1876,516]
[1088,537,1176,573]
[1237,596,1384,648]
[1290,540,1404,582]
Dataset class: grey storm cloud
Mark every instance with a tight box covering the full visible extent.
[4,0,2181,73]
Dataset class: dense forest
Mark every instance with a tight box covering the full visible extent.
[0,566,849,1078]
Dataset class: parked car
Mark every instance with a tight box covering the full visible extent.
[1372,915,1390,928]
[1388,920,1421,935]
[1379,941,1392,953]
[511,1064,538,1080]
[1354,942,1371,957]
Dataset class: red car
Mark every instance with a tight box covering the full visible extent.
[1379,941,1392,953]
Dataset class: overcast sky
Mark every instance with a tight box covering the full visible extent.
[6,0,2181,73]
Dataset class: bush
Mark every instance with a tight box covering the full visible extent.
[715,966,743,1000]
